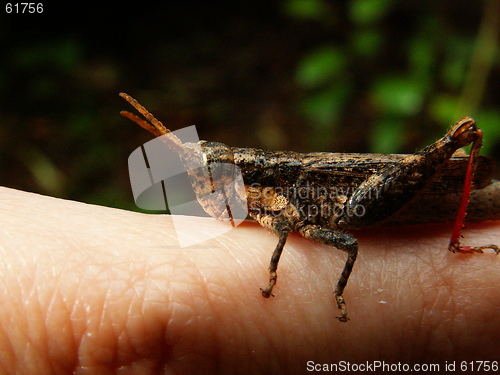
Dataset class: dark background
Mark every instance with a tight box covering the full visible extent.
[1,0,499,211]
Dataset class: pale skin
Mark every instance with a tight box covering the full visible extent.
[0,186,499,374]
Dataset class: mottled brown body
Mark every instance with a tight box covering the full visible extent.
[232,149,497,227]
[120,93,499,322]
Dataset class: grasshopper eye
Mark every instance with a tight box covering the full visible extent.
[451,117,475,136]
[200,142,238,189]
[201,141,235,164]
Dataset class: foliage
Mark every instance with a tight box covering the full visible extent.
[286,0,500,154]
[0,1,499,210]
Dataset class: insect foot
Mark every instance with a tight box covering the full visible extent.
[260,278,276,298]
[334,295,349,322]
[449,242,500,255]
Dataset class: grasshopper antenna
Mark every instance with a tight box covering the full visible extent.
[119,92,184,151]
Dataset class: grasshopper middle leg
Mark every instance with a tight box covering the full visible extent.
[298,225,358,322]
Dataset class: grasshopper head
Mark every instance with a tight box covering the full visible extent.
[181,141,247,221]
[450,117,482,148]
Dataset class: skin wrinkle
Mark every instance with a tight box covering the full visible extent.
[411,248,496,360]
[441,286,463,357]
[126,275,151,359]
[77,261,157,372]
[420,307,451,361]
[408,258,438,339]
[185,248,225,368]
[206,240,288,374]
[121,290,162,371]
[163,250,224,370]
[44,286,77,372]
[79,280,113,369]
[0,319,15,371]
[142,263,183,369]
[101,281,123,363]
[283,238,340,308]
[0,270,22,371]
[423,286,455,358]
[111,226,180,368]
[173,224,292,373]
[72,257,136,370]
[19,261,51,372]
[254,240,330,370]
[205,243,286,372]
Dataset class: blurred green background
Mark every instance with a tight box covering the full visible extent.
[1,0,499,211]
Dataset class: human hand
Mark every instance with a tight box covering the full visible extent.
[1,187,498,374]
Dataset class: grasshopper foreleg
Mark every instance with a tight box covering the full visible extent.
[260,229,289,298]
[246,187,300,298]
[249,208,293,298]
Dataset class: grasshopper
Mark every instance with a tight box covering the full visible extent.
[120,93,499,322]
